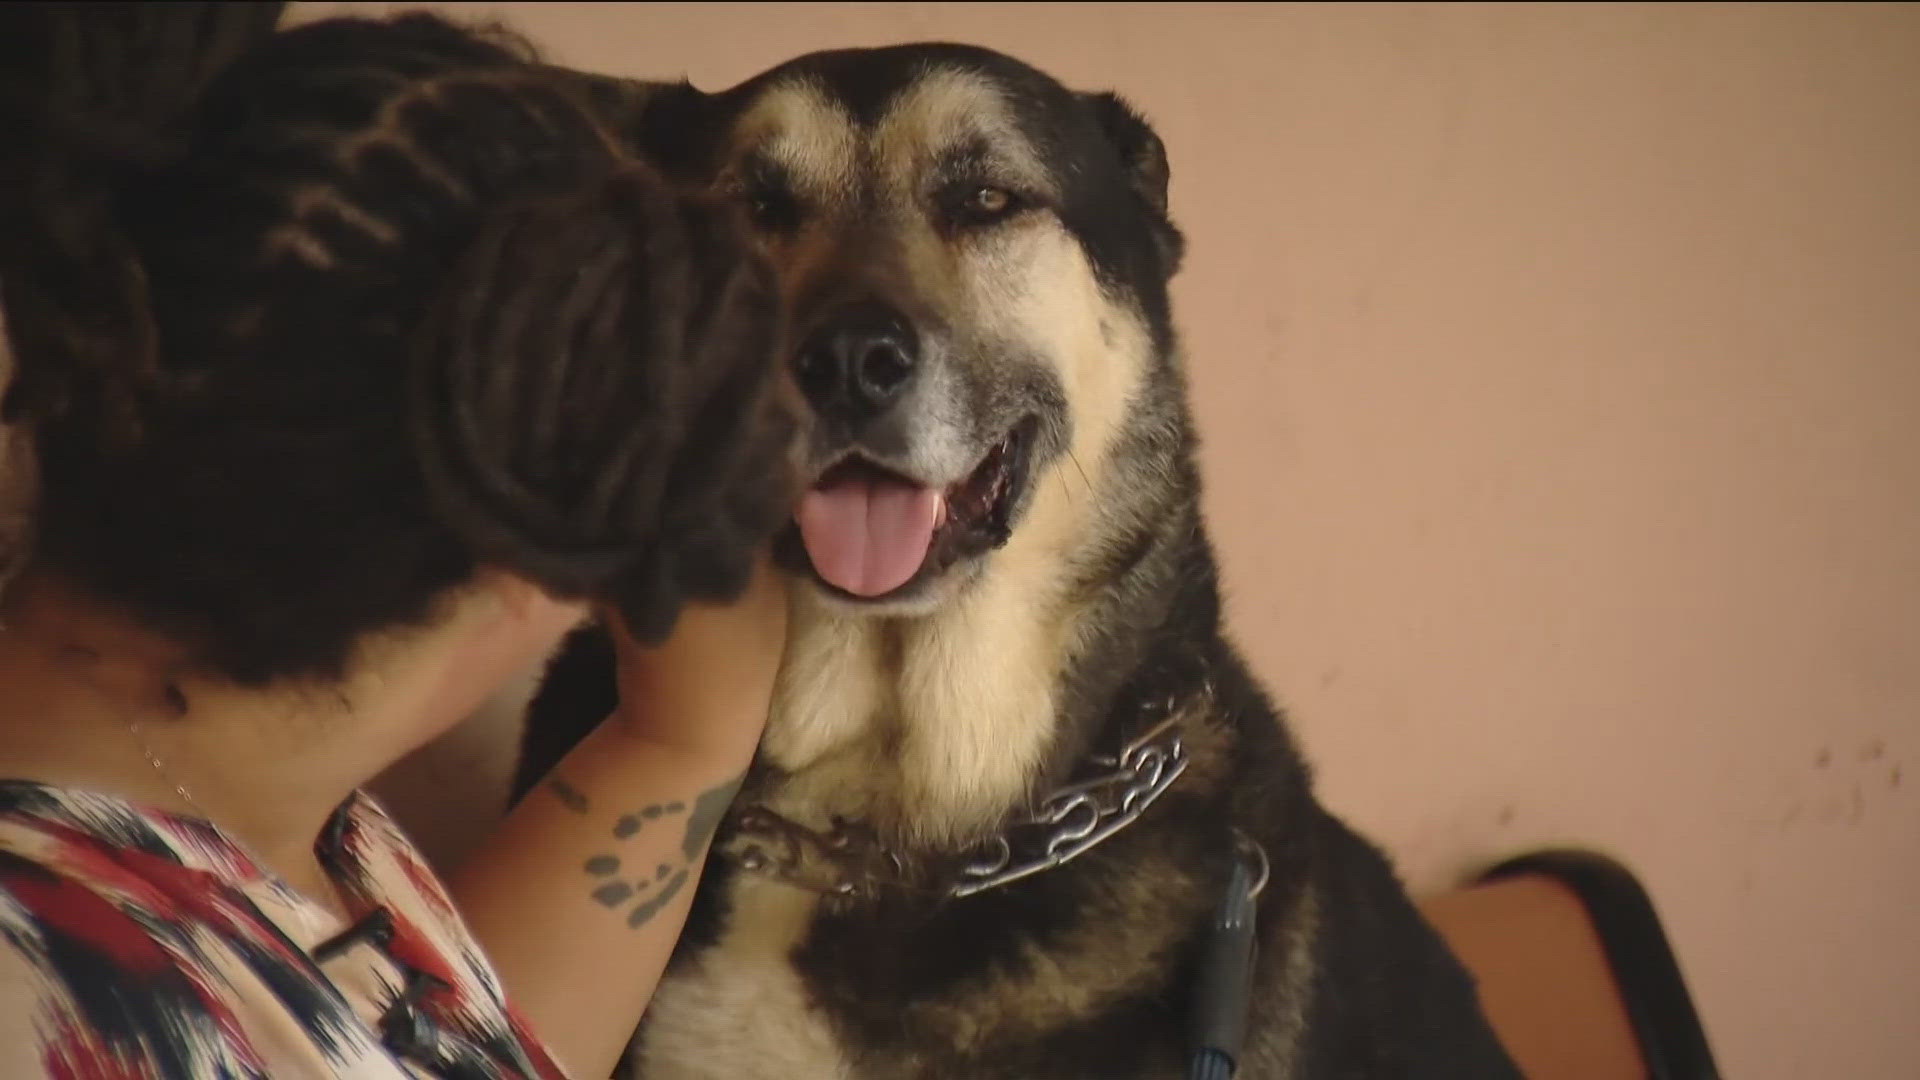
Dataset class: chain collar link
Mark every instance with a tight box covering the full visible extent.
[719,681,1207,902]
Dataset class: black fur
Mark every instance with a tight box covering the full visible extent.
[2,10,796,681]
[517,44,1518,1080]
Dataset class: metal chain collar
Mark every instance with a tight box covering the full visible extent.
[718,683,1205,902]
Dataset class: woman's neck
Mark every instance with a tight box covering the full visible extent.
[0,570,579,907]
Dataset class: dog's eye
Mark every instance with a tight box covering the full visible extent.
[944,183,1024,228]
[966,187,1012,217]
[739,177,801,235]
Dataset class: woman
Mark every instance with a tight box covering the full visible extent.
[0,6,792,1078]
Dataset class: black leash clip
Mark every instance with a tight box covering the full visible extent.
[1188,831,1269,1080]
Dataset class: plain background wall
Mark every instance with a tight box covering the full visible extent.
[298,4,1920,1076]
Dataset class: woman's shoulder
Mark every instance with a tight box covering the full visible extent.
[0,783,406,1077]
[0,838,254,1078]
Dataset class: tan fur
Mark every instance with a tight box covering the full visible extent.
[757,585,891,821]
[870,69,1055,200]
[724,80,861,205]
[636,877,852,1080]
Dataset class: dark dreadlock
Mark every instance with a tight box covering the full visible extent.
[0,5,794,684]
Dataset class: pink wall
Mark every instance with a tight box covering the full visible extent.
[304,4,1920,1075]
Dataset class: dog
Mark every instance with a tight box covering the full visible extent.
[515,44,1522,1079]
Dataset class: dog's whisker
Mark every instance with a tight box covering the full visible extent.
[1066,448,1095,495]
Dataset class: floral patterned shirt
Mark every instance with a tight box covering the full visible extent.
[0,780,568,1079]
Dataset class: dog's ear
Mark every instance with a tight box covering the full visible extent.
[1080,91,1184,274]
[562,71,718,179]
[1080,91,1170,211]
[630,80,723,177]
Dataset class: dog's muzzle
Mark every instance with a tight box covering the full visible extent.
[779,298,1037,601]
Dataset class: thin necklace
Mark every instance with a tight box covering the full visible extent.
[126,686,202,814]
[0,606,208,817]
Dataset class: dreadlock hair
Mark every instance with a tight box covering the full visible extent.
[0,6,794,685]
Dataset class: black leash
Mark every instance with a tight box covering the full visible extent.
[1188,831,1269,1079]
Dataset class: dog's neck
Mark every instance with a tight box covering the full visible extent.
[759,561,1078,846]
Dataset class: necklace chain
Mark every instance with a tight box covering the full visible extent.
[0,607,203,814]
[127,717,200,812]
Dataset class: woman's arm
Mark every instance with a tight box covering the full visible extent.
[449,561,786,1080]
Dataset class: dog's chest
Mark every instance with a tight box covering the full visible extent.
[634,876,853,1080]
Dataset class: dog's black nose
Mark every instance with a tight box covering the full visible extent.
[793,301,919,429]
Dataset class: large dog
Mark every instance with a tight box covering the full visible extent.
[516,44,1520,1080]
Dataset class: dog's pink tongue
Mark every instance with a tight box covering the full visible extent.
[797,477,942,597]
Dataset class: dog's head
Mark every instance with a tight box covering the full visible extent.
[641,44,1185,614]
